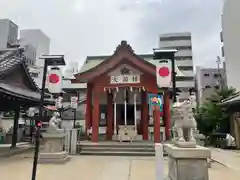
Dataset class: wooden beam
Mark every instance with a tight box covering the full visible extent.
[11,108,20,148]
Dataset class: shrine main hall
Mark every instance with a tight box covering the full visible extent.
[72,41,184,143]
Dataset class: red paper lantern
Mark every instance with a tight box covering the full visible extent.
[158,67,170,77]
[49,74,60,83]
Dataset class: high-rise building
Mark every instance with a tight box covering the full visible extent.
[20,29,50,67]
[66,62,79,74]
[222,0,240,91]
[19,42,36,66]
[159,32,194,101]
[0,19,18,49]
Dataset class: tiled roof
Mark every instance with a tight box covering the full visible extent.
[0,48,39,91]
[0,48,21,75]
[221,93,240,105]
[80,54,188,77]
[0,82,40,101]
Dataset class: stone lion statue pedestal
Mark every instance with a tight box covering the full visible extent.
[165,144,211,180]
[38,113,70,164]
[165,98,211,180]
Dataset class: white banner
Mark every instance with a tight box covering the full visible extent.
[110,75,140,84]
[70,96,78,109]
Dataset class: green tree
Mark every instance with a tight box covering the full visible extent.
[195,87,237,136]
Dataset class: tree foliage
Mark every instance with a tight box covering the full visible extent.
[195,87,237,136]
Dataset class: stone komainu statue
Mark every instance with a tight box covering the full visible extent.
[48,112,61,131]
[172,97,197,147]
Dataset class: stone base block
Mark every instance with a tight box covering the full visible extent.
[134,135,143,141]
[165,144,211,180]
[112,134,118,141]
[175,140,196,148]
[38,151,70,164]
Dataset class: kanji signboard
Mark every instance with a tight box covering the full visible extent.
[110,75,140,84]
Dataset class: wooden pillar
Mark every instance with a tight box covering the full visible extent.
[234,116,240,149]
[85,84,92,136]
[151,87,161,143]
[11,108,20,148]
[106,92,113,140]
[163,89,171,140]
[153,106,161,143]
[92,89,100,142]
[141,91,148,140]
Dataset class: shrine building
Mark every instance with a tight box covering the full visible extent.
[72,41,190,143]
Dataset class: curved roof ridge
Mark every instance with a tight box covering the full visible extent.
[74,41,155,78]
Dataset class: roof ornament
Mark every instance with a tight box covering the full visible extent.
[121,67,130,75]
[114,41,134,55]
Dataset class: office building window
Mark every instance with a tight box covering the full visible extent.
[214,73,221,78]
[204,73,210,77]
[178,66,193,71]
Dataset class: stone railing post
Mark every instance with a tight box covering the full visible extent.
[155,143,164,180]
[70,129,77,155]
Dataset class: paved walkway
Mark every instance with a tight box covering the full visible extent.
[0,155,163,180]
[0,151,239,180]
[211,148,240,172]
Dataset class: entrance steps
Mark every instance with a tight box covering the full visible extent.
[78,141,158,156]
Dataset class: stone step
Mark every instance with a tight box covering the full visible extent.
[81,146,155,152]
[78,143,154,149]
[78,142,170,156]
[80,150,155,156]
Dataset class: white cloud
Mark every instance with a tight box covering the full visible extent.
[0,0,223,68]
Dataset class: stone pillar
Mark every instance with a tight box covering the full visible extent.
[92,90,100,142]
[85,83,92,135]
[163,89,171,140]
[141,91,148,140]
[155,143,164,180]
[113,90,118,135]
[11,108,20,148]
[106,92,113,140]
[124,94,127,126]
[70,129,77,154]
[153,106,161,143]
[165,144,210,180]
[134,93,137,133]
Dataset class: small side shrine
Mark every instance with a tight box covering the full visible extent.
[0,48,52,147]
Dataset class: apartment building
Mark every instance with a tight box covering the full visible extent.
[20,29,50,67]
[0,19,18,49]
[222,0,240,91]
[159,32,194,101]
[195,67,227,105]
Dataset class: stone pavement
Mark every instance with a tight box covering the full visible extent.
[211,148,240,172]
[0,152,240,180]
